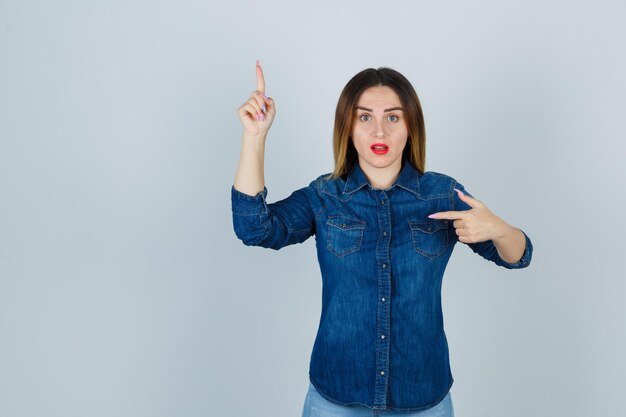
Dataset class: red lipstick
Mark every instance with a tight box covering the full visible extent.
[370,143,389,155]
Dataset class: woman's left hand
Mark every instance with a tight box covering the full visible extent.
[427,189,509,244]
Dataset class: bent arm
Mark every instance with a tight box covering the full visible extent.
[231,184,316,249]
[462,228,533,269]
[232,126,316,249]
[453,181,533,269]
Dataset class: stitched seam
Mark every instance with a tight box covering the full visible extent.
[232,209,266,216]
[452,180,457,211]
[314,178,325,220]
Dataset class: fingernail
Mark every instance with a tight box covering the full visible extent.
[261,103,266,113]
[428,214,438,219]
[260,93,268,99]
[454,188,463,195]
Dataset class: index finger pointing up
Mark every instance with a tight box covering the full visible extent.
[256,59,265,95]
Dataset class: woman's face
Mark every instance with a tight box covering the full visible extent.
[351,86,408,174]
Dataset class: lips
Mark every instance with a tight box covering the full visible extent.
[370,143,389,155]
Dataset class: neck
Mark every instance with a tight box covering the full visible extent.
[360,159,403,190]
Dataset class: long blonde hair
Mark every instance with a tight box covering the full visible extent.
[325,67,426,180]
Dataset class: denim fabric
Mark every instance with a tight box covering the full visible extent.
[301,381,454,416]
[231,160,533,411]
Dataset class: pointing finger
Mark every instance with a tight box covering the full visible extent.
[256,59,265,95]
[428,211,468,220]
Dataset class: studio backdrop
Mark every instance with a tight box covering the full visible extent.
[1,1,624,416]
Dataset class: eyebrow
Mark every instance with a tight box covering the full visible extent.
[355,106,404,112]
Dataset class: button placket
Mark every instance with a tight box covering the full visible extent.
[374,190,391,407]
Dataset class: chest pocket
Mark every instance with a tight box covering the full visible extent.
[409,220,451,259]
[326,215,366,258]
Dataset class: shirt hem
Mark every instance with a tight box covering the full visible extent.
[308,375,454,411]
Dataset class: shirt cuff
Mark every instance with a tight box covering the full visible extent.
[231,185,269,216]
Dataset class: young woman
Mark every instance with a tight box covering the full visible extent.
[231,61,533,417]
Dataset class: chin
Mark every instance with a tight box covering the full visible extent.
[371,161,392,168]
[363,158,398,169]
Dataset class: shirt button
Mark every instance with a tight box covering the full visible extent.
[382,263,387,268]
[381,297,386,302]
[381,334,385,339]
[383,231,387,236]
[380,371,385,375]
[381,200,385,205]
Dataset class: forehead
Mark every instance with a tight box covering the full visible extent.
[356,86,401,106]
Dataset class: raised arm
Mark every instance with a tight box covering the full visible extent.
[231,61,316,249]
[233,59,275,196]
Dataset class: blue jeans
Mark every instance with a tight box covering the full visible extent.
[301,382,454,417]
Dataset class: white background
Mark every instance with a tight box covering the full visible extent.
[1,1,624,416]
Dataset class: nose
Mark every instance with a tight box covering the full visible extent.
[373,118,386,138]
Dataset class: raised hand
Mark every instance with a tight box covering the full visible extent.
[427,188,509,244]
[236,59,276,137]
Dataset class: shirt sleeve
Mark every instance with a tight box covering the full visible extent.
[230,181,316,250]
[452,181,533,269]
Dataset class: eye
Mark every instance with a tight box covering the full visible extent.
[358,114,399,122]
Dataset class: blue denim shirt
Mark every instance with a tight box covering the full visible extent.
[231,160,533,411]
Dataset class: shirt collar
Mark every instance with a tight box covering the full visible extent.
[343,160,421,197]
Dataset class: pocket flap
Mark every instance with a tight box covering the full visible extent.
[327,216,366,231]
[408,221,449,233]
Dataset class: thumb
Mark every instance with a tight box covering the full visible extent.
[262,94,276,113]
[454,188,481,208]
